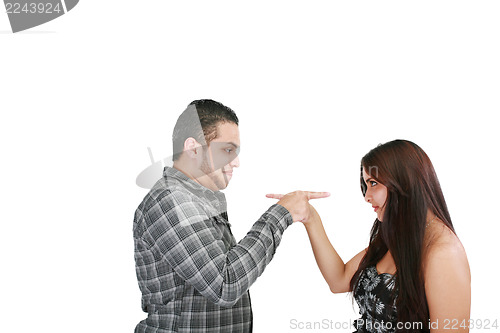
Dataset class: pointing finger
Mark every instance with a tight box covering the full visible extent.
[307,192,331,200]
[266,193,285,199]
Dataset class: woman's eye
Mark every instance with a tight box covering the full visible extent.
[225,148,233,153]
[370,181,377,187]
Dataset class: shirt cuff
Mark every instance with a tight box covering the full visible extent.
[267,203,293,232]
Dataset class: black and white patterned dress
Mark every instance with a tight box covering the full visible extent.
[353,266,398,333]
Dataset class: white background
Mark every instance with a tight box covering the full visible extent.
[1,1,499,332]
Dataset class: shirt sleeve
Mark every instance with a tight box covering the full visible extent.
[138,189,293,308]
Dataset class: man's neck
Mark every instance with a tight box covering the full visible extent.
[172,162,218,192]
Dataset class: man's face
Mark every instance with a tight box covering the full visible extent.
[199,122,240,191]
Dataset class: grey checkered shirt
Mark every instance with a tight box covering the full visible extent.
[133,166,293,332]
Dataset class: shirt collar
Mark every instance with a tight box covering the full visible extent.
[162,166,227,214]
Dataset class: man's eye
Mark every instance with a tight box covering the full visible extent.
[225,148,233,153]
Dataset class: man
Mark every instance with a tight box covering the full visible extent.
[133,99,328,332]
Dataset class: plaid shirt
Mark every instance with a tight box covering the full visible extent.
[133,166,293,332]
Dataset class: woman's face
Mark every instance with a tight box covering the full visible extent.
[362,167,388,221]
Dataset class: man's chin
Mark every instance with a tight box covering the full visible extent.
[218,181,229,190]
[211,177,229,191]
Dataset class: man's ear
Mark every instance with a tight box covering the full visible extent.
[184,137,202,158]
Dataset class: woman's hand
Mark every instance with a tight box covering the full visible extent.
[302,203,320,226]
[265,191,330,222]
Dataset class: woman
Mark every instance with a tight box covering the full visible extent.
[270,140,471,332]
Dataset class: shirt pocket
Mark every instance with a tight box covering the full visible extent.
[207,217,224,241]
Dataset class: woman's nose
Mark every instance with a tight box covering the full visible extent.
[364,191,371,203]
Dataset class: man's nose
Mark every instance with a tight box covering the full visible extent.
[230,154,240,168]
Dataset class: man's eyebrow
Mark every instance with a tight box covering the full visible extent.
[227,142,239,148]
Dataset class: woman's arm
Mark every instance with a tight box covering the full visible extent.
[304,204,366,293]
[424,230,471,332]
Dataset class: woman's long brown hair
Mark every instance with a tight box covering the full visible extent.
[350,140,455,332]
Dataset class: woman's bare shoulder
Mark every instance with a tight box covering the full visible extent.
[423,222,470,280]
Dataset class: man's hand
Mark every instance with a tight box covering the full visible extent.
[266,191,330,222]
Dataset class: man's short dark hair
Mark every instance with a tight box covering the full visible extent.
[172,99,239,161]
